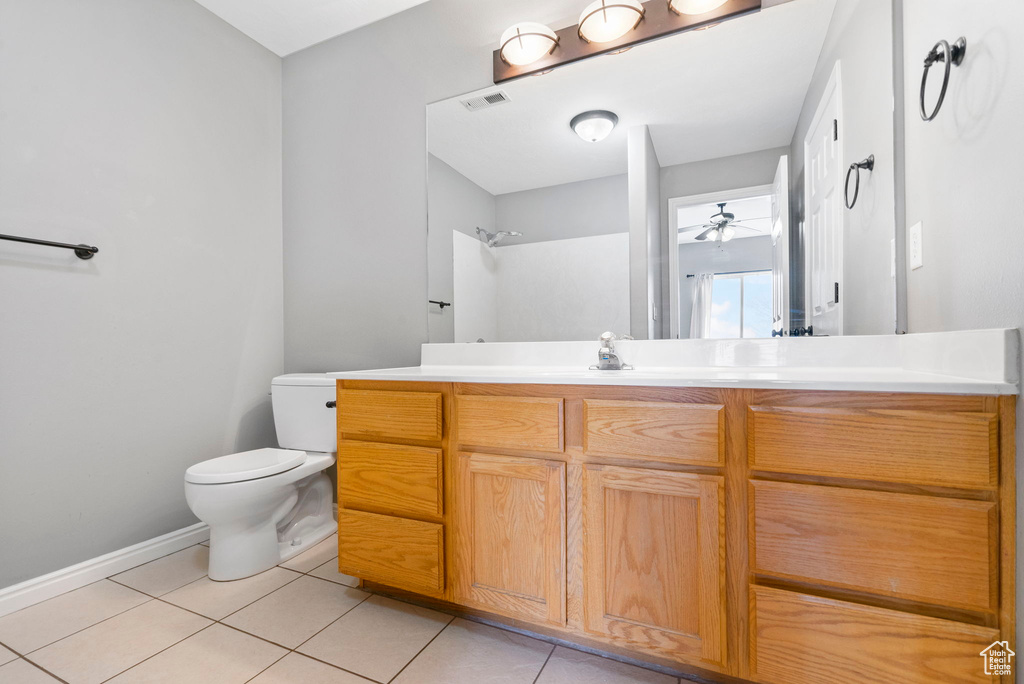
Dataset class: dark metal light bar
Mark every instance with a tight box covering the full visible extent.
[493,0,761,84]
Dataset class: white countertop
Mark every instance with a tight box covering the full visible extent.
[328,329,1020,395]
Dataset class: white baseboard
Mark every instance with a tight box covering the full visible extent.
[0,523,210,618]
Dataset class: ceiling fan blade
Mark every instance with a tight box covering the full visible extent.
[678,223,713,231]
[730,224,764,232]
[738,216,772,222]
[695,226,718,241]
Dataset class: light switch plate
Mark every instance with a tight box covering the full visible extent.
[909,221,923,270]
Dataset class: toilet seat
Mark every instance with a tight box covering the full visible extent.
[185,448,307,485]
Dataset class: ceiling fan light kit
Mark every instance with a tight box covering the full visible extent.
[494,0,760,83]
[681,202,768,243]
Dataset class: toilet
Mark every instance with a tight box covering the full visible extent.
[184,374,338,581]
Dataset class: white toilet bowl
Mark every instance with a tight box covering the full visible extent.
[184,373,342,581]
[185,448,337,581]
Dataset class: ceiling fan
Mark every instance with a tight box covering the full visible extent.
[679,202,769,242]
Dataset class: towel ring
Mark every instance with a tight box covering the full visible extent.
[920,37,967,122]
[844,155,874,210]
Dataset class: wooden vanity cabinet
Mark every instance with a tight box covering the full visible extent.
[582,465,725,665]
[335,383,449,598]
[336,381,1016,684]
[452,452,566,626]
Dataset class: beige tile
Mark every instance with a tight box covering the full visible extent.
[162,567,301,620]
[111,546,209,596]
[0,659,61,683]
[280,534,337,573]
[222,576,367,649]
[393,618,552,684]
[108,624,285,684]
[536,647,677,684]
[0,645,16,666]
[0,580,149,654]
[249,653,373,684]
[30,599,210,684]
[308,560,360,588]
[298,595,451,682]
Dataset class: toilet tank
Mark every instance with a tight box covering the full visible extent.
[271,374,338,453]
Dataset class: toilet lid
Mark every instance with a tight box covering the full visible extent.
[185,448,307,484]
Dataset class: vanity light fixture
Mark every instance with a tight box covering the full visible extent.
[570,110,619,142]
[494,0,760,83]
[578,0,645,44]
[667,0,729,16]
[499,22,559,66]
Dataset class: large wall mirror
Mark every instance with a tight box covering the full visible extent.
[427,0,898,342]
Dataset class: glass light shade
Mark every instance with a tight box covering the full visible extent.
[668,0,729,16]
[578,0,645,44]
[721,226,736,241]
[499,23,558,66]
[570,110,619,142]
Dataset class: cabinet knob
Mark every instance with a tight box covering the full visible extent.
[326,400,337,409]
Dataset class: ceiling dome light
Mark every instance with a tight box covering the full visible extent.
[570,110,619,143]
[499,23,559,66]
[578,0,645,44]
[668,0,729,16]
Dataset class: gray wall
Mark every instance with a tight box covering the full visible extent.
[282,0,551,372]
[628,126,663,340]
[900,0,1024,655]
[494,174,629,244]
[0,0,283,588]
[790,0,897,335]
[678,236,773,336]
[427,154,496,343]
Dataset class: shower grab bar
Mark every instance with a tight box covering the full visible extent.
[0,233,99,259]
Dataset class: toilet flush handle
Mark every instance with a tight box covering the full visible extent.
[326,400,337,409]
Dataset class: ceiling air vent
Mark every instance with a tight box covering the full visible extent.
[461,91,511,112]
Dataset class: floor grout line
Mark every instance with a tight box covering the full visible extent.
[96,622,216,684]
[241,649,291,684]
[385,613,456,684]
[15,656,72,684]
[530,643,557,684]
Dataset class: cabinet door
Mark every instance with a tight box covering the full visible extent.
[454,452,566,626]
[583,465,725,665]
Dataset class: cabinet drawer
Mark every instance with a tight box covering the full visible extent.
[751,481,997,612]
[751,586,998,684]
[456,395,564,453]
[338,509,444,596]
[339,389,442,442]
[583,400,723,465]
[339,441,443,520]
[749,406,997,488]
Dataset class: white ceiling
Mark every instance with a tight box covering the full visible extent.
[677,195,772,243]
[191,0,430,56]
[428,0,837,196]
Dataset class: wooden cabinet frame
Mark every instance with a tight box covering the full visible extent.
[453,452,566,625]
[338,381,1015,684]
[582,465,726,665]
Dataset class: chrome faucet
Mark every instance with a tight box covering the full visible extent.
[590,332,633,371]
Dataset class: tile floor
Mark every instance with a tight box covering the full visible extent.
[0,537,682,684]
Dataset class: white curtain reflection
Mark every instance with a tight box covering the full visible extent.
[689,272,714,339]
